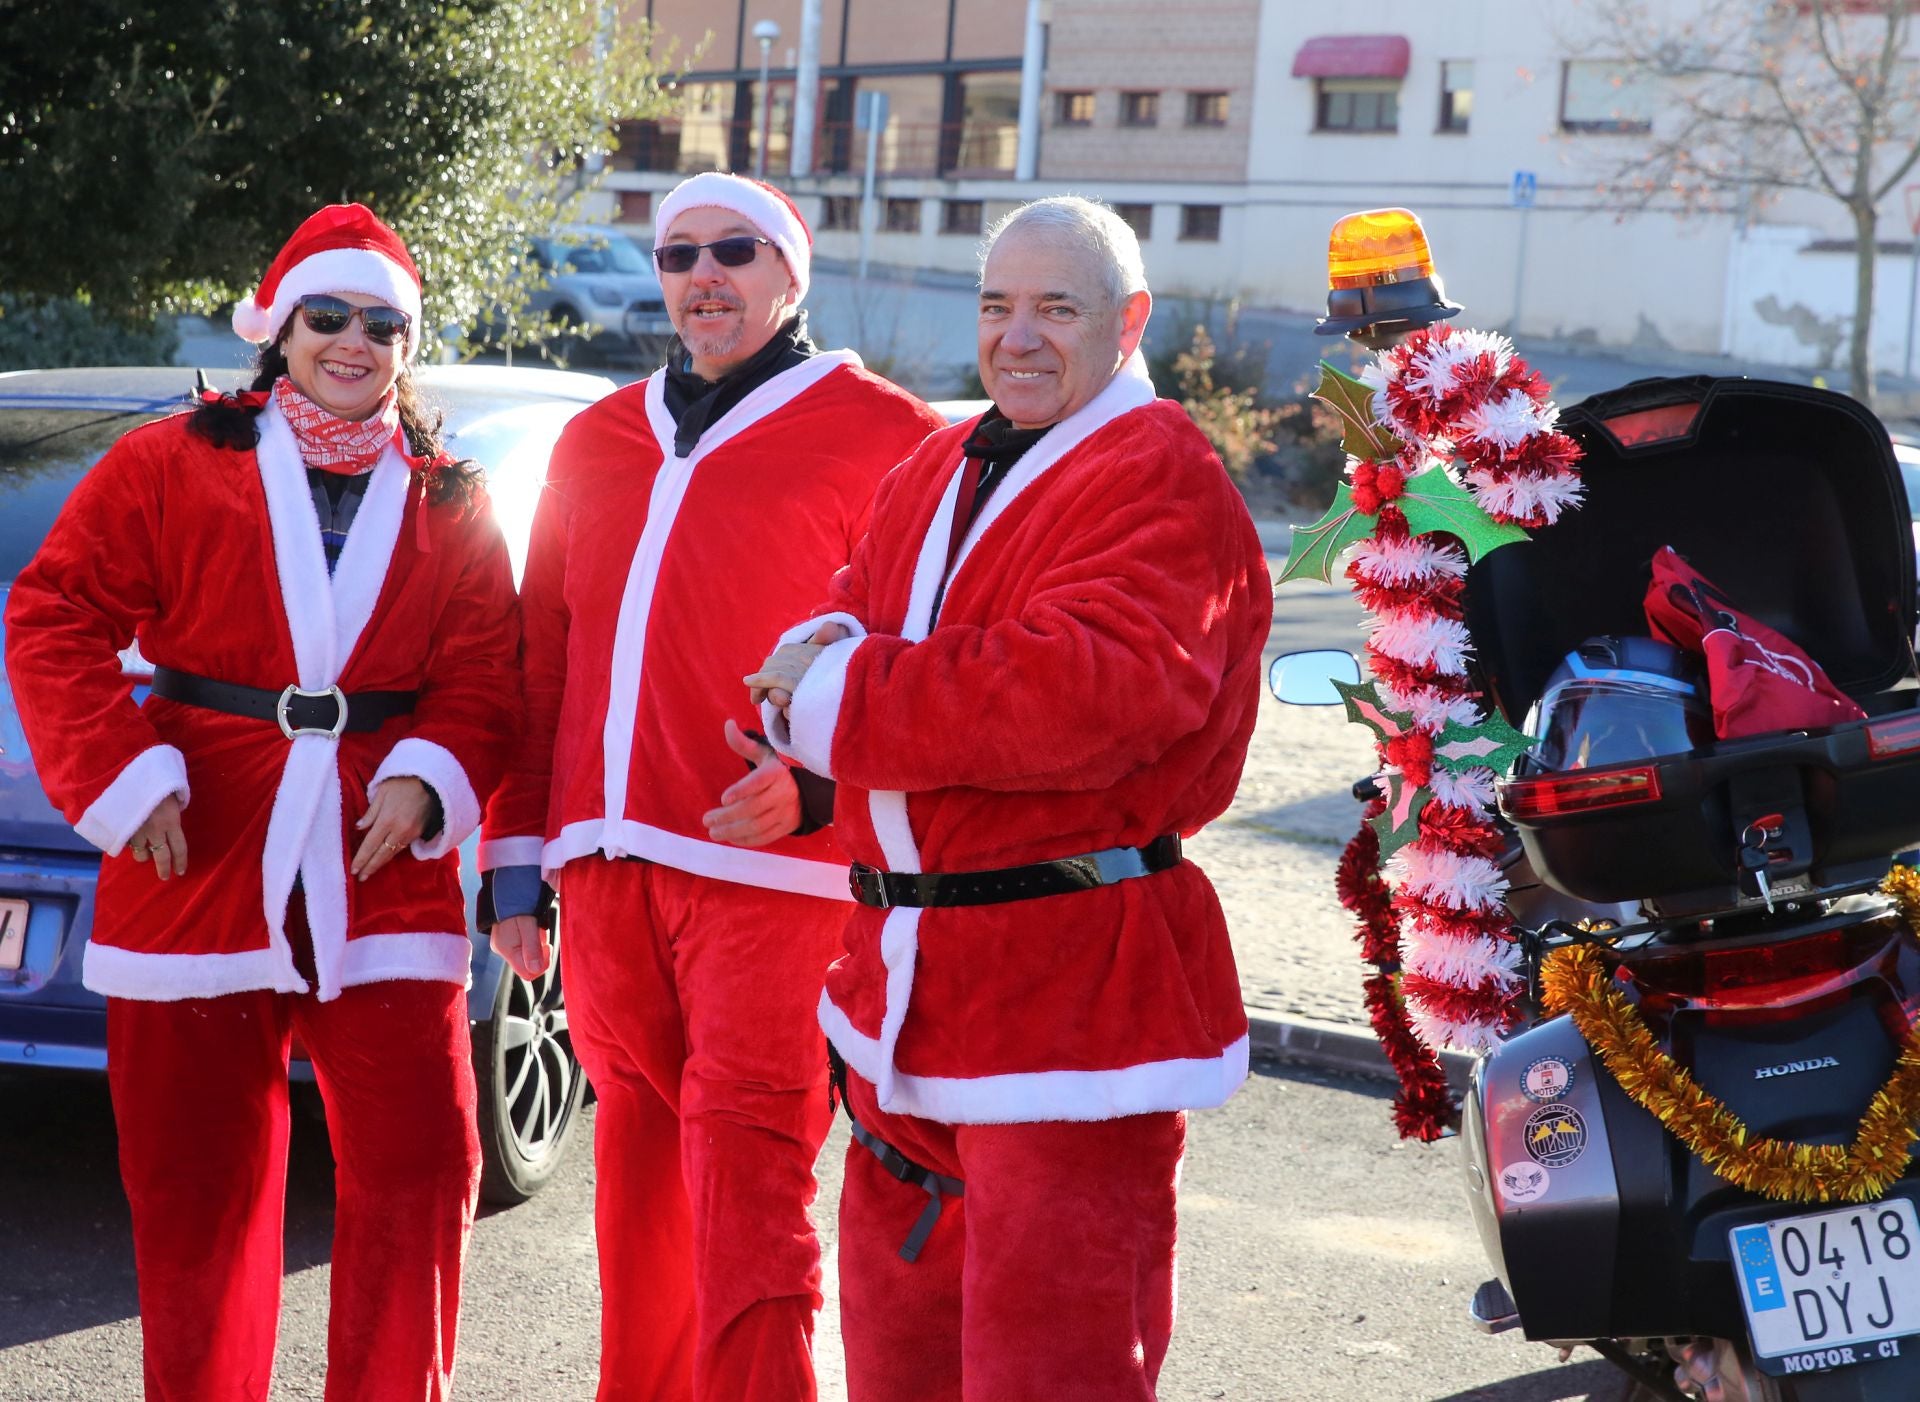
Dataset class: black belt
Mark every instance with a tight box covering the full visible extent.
[151,665,416,739]
[848,834,1182,909]
[829,1043,963,1264]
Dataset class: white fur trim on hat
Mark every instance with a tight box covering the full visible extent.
[232,248,424,352]
[654,172,812,305]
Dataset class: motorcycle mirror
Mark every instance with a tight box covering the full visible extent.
[1267,649,1362,705]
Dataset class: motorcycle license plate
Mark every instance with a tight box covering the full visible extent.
[0,898,24,971]
[1732,1200,1920,1375]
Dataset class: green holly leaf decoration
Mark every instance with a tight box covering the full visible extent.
[1432,710,1536,777]
[1275,481,1378,585]
[1314,360,1404,463]
[1331,677,1415,747]
[1370,772,1430,860]
[1396,466,1531,564]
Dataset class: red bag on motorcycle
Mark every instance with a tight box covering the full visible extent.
[1643,546,1865,739]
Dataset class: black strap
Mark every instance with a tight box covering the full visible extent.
[151,665,416,735]
[828,1041,964,1263]
[849,834,1182,909]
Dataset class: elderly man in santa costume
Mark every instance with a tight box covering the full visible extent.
[479,171,943,1401]
[5,204,520,1397]
[750,195,1271,1401]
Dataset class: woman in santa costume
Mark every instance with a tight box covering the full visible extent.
[751,196,1271,1401]
[480,172,942,1401]
[4,203,520,1400]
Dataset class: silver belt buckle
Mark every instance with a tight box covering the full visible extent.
[276,684,349,740]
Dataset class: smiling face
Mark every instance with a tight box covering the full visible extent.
[977,226,1152,431]
[659,206,799,380]
[281,293,406,421]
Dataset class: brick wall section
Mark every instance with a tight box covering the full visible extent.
[1040,0,1259,182]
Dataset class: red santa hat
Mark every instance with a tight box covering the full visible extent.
[653,172,813,304]
[232,203,425,352]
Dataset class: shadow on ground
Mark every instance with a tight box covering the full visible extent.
[0,1066,338,1348]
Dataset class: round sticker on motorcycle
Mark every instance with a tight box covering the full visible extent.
[1522,1103,1588,1169]
[1522,1056,1574,1103]
[1497,1161,1550,1204]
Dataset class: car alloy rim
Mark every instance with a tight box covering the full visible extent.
[496,947,575,1162]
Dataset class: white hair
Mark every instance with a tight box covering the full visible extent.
[980,196,1149,307]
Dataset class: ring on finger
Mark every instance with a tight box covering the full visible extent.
[381,840,399,853]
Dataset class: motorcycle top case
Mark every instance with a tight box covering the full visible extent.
[1466,376,1920,916]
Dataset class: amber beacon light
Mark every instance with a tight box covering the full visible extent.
[1315,207,1462,338]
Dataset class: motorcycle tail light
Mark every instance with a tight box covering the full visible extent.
[1620,923,1912,1032]
[1867,712,1920,759]
[1503,765,1662,819]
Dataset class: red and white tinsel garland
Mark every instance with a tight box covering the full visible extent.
[1348,324,1585,1065]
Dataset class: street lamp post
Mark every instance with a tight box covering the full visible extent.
[753,19,780,179]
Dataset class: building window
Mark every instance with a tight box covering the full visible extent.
[1115,202,1154,239]
[942,199,984,235]
[1560,60,1653,134]
[1315,78,1399,133]
[1439,60,1473,133]
[1056,91,1096,127]
[1120,91,1160,128]
[1186,91,1230,127]
[1180,205,1222,242]
[885,197,922,233]
[820,195,858,232]
[616,190,652,224]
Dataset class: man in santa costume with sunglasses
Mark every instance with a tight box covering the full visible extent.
[480,171,943,1401]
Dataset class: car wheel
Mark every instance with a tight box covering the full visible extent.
[472,922,585,1205]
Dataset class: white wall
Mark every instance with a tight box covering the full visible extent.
[1726,225,1920,376]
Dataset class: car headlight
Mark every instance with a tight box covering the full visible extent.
[588,284,623,307]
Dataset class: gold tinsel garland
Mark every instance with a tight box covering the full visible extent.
[1539,867,1920,1203]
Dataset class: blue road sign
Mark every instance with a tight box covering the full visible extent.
[1511,170,1538,209]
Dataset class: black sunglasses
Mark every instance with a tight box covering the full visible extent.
[297,294,412,346]
[651,236,774,274]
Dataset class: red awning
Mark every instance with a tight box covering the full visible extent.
[1291,35,1412,80]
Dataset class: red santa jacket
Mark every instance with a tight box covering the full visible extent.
[480,351,944,896]
[4,404,521,1002]
[764,356,1272,1124]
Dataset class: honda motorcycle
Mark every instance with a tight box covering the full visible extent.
[1276,374,1920,1401]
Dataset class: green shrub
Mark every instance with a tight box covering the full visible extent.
[0,296,180,371]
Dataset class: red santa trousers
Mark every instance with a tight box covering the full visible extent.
[106,948,480,1401]
[837,1068,1186,1402]
[559,855,843,1402]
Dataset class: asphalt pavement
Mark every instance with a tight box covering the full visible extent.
[0,1061,1637,1402]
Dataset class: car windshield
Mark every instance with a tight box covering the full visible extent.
[0,406,165,583]
[555,234,650,276]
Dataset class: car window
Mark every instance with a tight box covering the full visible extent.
[556,234,650,276]
[0,408,168,583]
[1902,463,1920,522]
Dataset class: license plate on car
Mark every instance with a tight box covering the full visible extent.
[0,898,25,971]
[1732,1200,1920,1375]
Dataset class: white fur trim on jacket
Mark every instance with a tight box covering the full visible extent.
[541,817,852,900]
[822,995,1250,1123]
[253,401,410,1001]
[234,247,424,352]
[370,737,480,860]
[84,943,308,1002]
[774,635,862,780]
[477,834,545,873]
[654,172,812,304]
[74,744,190,856]
[338,931,473,988]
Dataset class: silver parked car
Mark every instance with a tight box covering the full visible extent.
[484,225,676,366]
